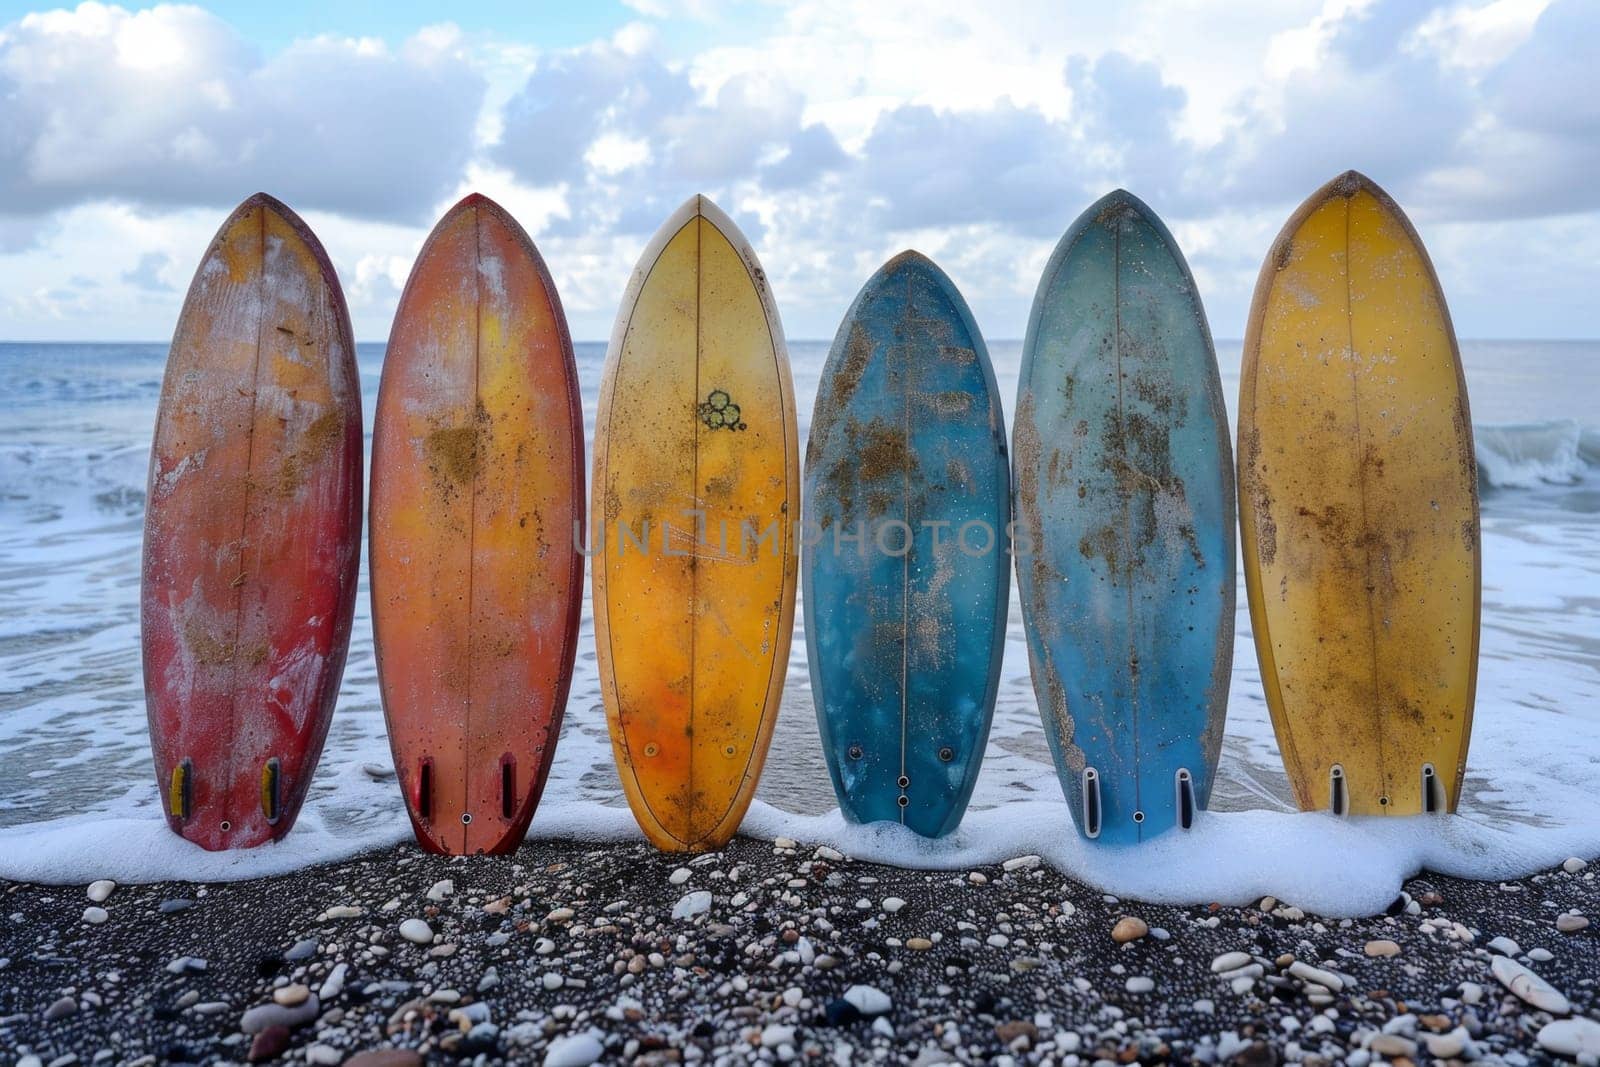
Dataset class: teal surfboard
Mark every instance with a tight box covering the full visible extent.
[804,252,1010,838]
[1013,190,1234,845]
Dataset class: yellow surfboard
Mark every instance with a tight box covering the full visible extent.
[593,195,800,851]
[1238,171,1480,817]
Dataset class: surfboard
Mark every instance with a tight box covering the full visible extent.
[803,252,1009,838]
[593,195,800,853]
[1238,171,1479,816]
[370,193,584,855]
[142,193,362,851]
[1013,190,1235,845]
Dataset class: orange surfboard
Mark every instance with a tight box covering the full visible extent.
[142,193,362,850]
[370,194,584,855]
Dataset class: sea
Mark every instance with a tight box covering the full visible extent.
[0,339,1596,916]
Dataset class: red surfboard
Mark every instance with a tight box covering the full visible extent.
[142,193,362,851]
[370,194,584,855]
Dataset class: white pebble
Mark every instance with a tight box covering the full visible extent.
[1562,857,1588,874]
[1487,935,1521,957]
[761,1023,796,1048]
[1539,1018,1600,1058]
[671,890,712,920]
[1288,961,1344,992]
[1125,976,1154,993]
[543,1031,603,1067]
[669,868,691,885]
[426,879,454,901]
[318,962,347,1001]
[86,880,115,904]
[399,918,434,945]
[882,897,906,914]
[844,984,892,1016]
[82,907,108,925]
[1491,954,1571,1014]
[1211,951,1252,973]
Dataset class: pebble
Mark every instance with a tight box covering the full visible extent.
[882,897,906,913]
[271,983,309,1007]
[362,762,395,779]
[305,1045,342,1067]
[543,972,564,991]
[1487,935,1521,956]
[43,996,77,1021]
[546,907,575,922]
[1125,976,1154,993]
[85,880,115,904]
[1556,913,1589,933]
[761,1023,796,1047]
[1368,1034,1417,1058]
[158,898,194,914]
[1425,1028,1469,1059]
[1002,855,1041,872]
[426,879,454,901]
[815,846,844,862]
[905,937,933,951]
[1288,961,1343,992]
[1211,951,1252,973]
[1562,856,1588,874]
[247,1026,290,1063]
[346,1052,424,1067]
[669,867,691,885]
[843,984,892,1016]
[1110,916,1148,943]
[284,937,317,961]
[165,956,206,974]
[1364,939,1401,957]
[318,962,348,1001]
[1491,953,1571,1014]
[1539,1018,1600,1058]
[82,907,107,925]
[398,918,433,945]
[671,890,712,920]
[240,994,319,1033]
[318,905,363,920]
[542,1032,604,1066]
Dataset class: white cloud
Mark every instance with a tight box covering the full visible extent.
[0,4,485,223]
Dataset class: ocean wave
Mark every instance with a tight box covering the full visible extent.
[1475,420,1593,490]
[5,420,1596,506]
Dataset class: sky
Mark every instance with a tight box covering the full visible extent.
[0,0,1595,342]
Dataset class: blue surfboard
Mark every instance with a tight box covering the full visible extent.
[804,252,1010,838]
[1013,191,1235,845]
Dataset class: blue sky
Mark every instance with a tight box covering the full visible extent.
[0,0,1595,341]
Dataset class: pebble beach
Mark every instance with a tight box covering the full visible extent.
[3,839,1596,1066]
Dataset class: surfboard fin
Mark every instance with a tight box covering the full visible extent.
[168,759,192,821]
[1421,763,1444,814]
[1329,764,1348,816]
[1081,768,1102,839]
[1175,768,1196,830]
[260,758,282,823]
[500,754,517,820]
[416,758,434,821]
